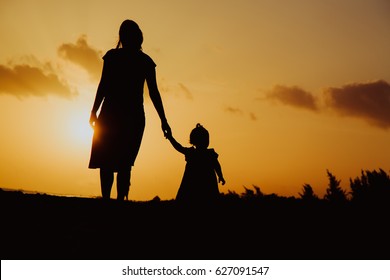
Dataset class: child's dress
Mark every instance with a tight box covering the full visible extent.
[176,147,220,202]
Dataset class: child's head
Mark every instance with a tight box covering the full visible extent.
[190,123,209,148]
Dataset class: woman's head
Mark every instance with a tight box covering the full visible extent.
[190,123,209,148]
[117,19,143,50]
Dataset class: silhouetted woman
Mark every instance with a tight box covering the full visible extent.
[166,123,225,204]
[89,19,171,201]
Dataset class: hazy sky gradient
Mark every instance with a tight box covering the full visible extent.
[1,0,389,200]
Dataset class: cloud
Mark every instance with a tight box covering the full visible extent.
[225,106,244,115]
[157,81,194,100]
[324,80,390,128]
[58,35,102,81]
[0,63,77,99]
[178,83,194,100]
[260,80,390,129]
[265,85,318,111]
[224,106,257,121]
[249,112,257,121]
[0,35,101,99]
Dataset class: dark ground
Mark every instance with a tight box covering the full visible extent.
[1,188,389,260]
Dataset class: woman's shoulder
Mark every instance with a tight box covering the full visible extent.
[102,49,117,60]
[139,51,156,67]
[102,49,156,68]
[103,48,147,57]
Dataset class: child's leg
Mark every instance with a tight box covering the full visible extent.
[100,168,114,200]
[117,167,131,201]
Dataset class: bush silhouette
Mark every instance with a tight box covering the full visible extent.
[241,185,264,200]
[324,170,348,204]
[299,183,319,202]
[350,168,390,205]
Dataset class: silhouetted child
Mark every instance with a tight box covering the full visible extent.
[165,123,225,204]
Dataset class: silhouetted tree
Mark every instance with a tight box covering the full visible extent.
[350,170,369,203]
[299,184,319,201]
[324,170,348,204]
[350,169,390,204]
[367,169,390,196]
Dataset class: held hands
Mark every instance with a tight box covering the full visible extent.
[164,129,173,140]
[162,120,172,139]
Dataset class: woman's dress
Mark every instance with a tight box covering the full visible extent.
[88,48,156,171]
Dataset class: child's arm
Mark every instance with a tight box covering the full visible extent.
[215,159,226,185]
[166,132,186,154]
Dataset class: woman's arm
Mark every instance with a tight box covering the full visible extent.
[146,68,171,136]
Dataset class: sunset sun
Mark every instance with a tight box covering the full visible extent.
[67,108,93,147]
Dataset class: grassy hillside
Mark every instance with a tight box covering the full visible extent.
[1,186,389,260]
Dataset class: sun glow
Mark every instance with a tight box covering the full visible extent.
[67,108,94,147]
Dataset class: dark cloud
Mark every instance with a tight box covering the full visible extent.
[0,63,77,99]
[265,85,318,111]
[260,80,390,129]
[58,35,102,80]
[324,80,390,128]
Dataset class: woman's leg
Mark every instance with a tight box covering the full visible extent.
[100,168,114,200]
[117,167,131,201]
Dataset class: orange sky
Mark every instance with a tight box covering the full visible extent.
[1,0,390,200]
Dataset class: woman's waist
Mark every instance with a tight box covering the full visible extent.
[101,101,144,114]
[98,107,145,123]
